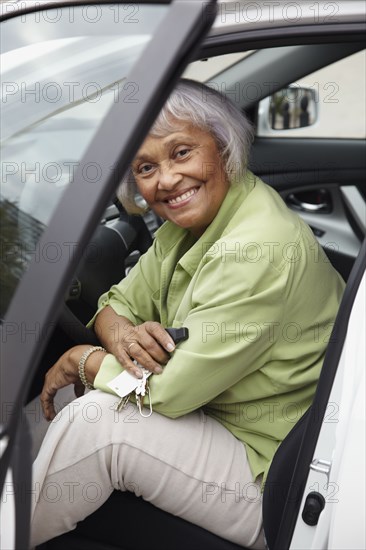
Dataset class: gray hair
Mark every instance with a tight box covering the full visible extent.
[117,78,254,214]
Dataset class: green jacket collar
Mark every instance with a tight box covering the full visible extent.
[154,171,256,277]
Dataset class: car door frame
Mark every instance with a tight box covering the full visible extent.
[277,239,366,550]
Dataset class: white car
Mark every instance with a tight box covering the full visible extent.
[1,1,365,549]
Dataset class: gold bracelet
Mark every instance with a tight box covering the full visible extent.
[78,346,106,390]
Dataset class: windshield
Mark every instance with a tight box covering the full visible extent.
[0,4,167,317]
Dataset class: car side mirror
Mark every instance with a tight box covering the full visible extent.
[257,86,319,135]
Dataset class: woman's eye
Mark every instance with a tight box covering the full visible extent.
[176,148,190,159]
[139,164,154,174]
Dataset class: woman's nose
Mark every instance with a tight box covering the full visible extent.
[157,162,182,189]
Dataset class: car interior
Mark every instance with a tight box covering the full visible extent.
[28,37,365,550]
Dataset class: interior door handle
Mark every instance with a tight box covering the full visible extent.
[286,191,332,213]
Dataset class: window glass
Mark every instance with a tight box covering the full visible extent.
[296,49,365,138]
[186,48,365,139]
[0,4,167,318]
[258,50,366,138]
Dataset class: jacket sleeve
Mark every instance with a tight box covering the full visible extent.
[94,254,286,417]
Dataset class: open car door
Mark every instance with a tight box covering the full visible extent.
[0,2,217,548]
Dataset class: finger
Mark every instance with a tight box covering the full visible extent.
[146,322,175,353]
[130,334,170,365]
[40,385,57,421]
[40,365,74,421]
[116,349,144,378]
[127,341,164,374]
[74,380,85,398]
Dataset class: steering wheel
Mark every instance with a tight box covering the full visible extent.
[59,208,153,346]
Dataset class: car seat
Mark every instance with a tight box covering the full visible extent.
[36,236,365,550]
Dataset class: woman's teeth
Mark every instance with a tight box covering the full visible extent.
[168,188,197,204]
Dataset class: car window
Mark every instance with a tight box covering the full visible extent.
[257,49,366,138]
[0,4,167,318]
[185,48,365,140]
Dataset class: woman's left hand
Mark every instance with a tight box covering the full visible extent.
[40,345,106,421]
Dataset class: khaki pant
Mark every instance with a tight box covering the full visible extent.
[31,389,265,549]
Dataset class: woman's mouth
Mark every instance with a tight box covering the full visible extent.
[166,187,199,208]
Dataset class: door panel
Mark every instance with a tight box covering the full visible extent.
[249,139,366,280]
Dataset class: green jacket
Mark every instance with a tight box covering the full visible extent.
[91,172,345,483]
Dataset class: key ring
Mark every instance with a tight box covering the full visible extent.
[137,385,153,418]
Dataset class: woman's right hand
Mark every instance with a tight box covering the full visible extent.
[94,306,175,378]
[40,344,107,421]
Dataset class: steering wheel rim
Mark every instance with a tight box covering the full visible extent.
[59,209,153,345]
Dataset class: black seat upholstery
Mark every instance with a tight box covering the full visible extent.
[262,408,310,548]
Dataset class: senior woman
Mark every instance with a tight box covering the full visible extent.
[31,79,344,548]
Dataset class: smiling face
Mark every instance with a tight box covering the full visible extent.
[131,121,230,237]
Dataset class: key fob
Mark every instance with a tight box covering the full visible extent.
[165,327,189,344]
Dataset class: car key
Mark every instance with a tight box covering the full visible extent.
[135,369,149,396]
